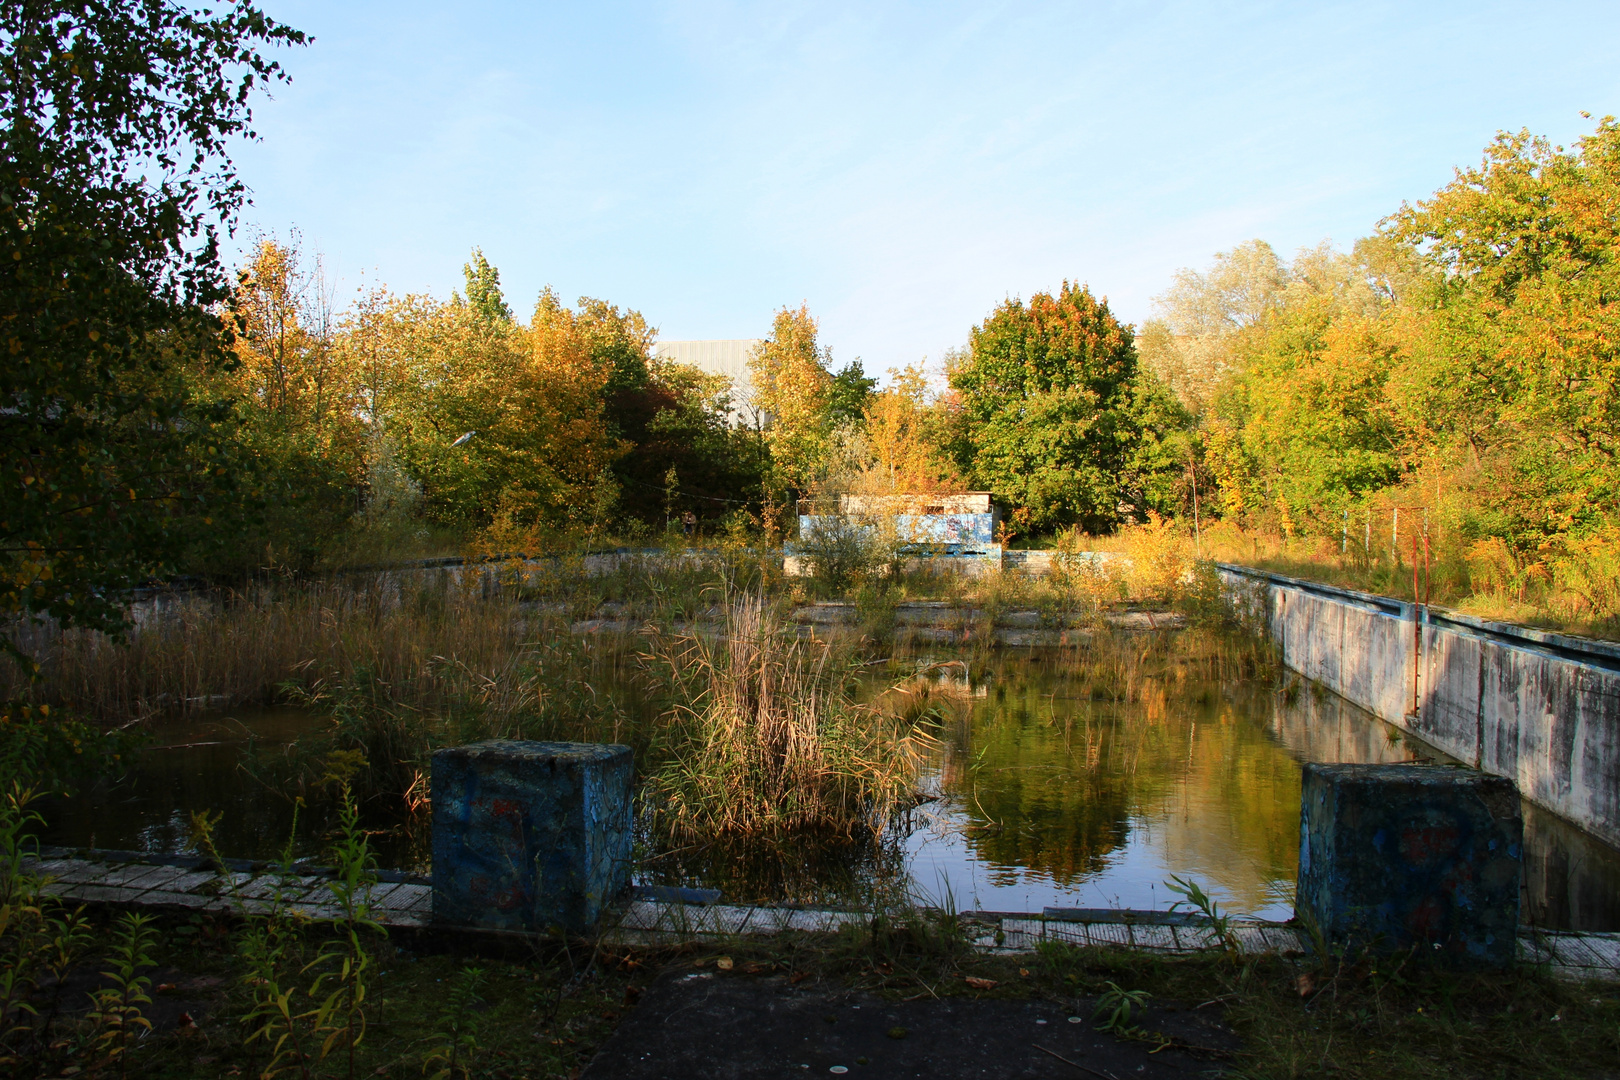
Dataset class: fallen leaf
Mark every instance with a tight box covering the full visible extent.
[964,976,997,990]
[1019,968,1030,978]
[715,956,734,971]
[790,971,810,985]
[155,983,176,993]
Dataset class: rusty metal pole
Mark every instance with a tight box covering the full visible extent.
[1411,529,1422,719]
[1423,522,1431,605]
[1189,451,1201,558]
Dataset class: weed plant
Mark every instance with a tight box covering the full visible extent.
[86,913,157,1080]
[420,965,486,1080]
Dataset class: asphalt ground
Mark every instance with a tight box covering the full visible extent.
[580,966,1238,1080]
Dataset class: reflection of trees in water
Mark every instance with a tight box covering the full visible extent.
[945,656,1184,886]
[1155,703,1300,910]
[942,649,1302,906]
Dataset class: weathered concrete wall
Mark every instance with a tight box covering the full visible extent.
[1222,565,1620,850]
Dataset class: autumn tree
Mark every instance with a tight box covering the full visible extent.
[0,1,304,636]
[386,287,622,536]
[217,236,366,568]
[858,365,960,494]
[748,304,834,493]
[1383,118,1620,549]
[949,282,1172,532]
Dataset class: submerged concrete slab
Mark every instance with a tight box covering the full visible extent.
[1298,762,1522,965]
[431,740,634,934]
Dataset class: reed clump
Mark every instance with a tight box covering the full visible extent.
[642,594,929,841]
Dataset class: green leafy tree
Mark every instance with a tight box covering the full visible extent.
[1384,118,1620,548]
[825,359,876,428]
[0,1,305,637]
[948,282,1151,532]
[454,247,512,326]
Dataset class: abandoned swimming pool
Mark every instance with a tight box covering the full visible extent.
[36,646,1620,932]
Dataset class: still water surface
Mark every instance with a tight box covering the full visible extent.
[39,647,1620,931]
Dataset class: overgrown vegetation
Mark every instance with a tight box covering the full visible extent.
[642,594,930,841]
[8,880,1613,1080]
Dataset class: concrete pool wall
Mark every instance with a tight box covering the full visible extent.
[1220,564,1620,850]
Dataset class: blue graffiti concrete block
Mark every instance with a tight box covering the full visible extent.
[431,740,633,933]
[1297,763,1521,966]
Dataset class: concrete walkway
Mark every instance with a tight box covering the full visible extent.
[26,851,1620,983]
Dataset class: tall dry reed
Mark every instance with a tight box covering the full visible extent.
[642,594,929,841]
[0,573,543,724]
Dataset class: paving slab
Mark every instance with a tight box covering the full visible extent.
[389,883,433,913]
[788,909,864,934]
[21,855,1620,983]
[230,874,318,902]
[133,889,222,911]
[1128,925,1180,951]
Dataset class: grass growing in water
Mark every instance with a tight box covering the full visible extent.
[643,593,931,842]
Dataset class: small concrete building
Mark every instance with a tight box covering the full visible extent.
[788,492,1002,575]
[652,339,764,427]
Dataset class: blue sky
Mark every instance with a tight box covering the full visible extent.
[234,0,1620,376]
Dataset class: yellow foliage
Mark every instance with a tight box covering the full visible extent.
[859,364,961,495]
[1122,513,1191,604]
[748,304,832,491]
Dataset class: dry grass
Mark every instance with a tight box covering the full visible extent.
[0,573,540,724]
[0,573,654,809]
[1195,519,1620,640]
[641,594,931,841]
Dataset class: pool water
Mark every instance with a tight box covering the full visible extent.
[37,643,1620,931]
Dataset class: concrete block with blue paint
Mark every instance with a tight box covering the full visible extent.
[1297,763,1521,965]
[431,740,633,933]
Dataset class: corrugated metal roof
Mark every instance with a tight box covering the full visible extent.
[653,339,764,424]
